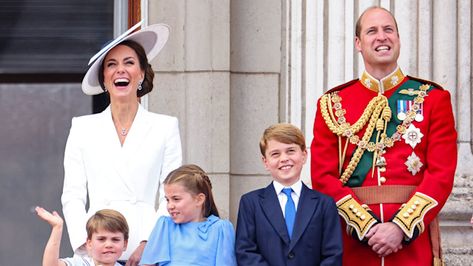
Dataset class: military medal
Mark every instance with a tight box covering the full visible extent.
[414,103,424,122]
[405,152,423,175]
[402,124,423,148]
[397,100,408,120]
[398,86,426,122]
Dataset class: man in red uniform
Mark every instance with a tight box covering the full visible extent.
[311,6,457,266]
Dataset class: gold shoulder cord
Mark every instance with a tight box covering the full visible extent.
[326,93,345,174]
[320,84,430,185]
[320,93,390,183]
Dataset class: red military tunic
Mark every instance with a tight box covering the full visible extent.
[311,68,457,266]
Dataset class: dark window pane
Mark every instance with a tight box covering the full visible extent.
[0,0,113,74]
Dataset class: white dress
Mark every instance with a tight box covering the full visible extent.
[61,104,182,260]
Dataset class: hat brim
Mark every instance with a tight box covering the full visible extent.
[82,22,170,95]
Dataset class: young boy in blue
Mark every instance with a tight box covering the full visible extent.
[140,164,237,266]
[236,123,343,265]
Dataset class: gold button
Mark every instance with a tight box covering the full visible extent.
[414,200,420,206]
[360,215,366,220]
[403,212,409,218]
[380,177,386,183]
[349,204,354,210]
[407,209,414,214]
[411,205,417,210]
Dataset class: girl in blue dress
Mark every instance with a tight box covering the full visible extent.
[140,164,237,266]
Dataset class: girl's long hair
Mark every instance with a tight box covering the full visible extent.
[164,164,219,218]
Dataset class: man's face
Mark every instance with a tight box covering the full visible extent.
[355,8,400,74]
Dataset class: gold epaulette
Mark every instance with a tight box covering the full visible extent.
[392,192,438,238]
[336,195,378,240]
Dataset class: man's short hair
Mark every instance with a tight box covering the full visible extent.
[355,6,399,38]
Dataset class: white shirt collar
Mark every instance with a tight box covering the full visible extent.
[273,179,302,197]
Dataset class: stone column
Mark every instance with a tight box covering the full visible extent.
[229,0,283,221]
[146,0,232,217]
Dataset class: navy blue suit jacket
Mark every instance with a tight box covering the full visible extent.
[236,182,342,266]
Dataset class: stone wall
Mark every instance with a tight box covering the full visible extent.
[146,1,473,264]
[441,174,473,264]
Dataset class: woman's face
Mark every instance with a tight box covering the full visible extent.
[102,44,144,101]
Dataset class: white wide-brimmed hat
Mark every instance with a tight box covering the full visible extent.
[82,21,169,95]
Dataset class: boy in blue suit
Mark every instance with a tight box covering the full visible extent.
[236,123,343,266]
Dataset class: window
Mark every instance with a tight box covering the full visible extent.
[0,0,113,76]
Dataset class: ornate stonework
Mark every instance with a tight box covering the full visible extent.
[441,173,473,264]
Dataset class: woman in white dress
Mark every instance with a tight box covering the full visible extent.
[61,23,182,266]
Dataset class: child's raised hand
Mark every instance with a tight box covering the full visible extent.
[35,206,64,229]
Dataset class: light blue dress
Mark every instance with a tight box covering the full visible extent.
[140,215,237,266]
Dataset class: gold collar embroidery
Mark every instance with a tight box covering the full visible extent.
[361,67,405,93]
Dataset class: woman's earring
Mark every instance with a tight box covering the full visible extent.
[138,80,143,91]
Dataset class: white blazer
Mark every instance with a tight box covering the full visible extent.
[61,104,182,260]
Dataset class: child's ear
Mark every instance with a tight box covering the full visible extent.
[86,238,92,251]
[262,156,269,170]
[123,240,128,251]
[196,193,206,206]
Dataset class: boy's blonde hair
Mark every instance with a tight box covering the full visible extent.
[259,123,306,156]
[86,209,129,240]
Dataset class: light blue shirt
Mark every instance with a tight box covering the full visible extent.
[140,215,237,266]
